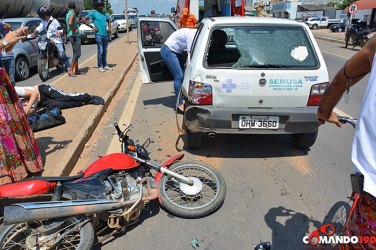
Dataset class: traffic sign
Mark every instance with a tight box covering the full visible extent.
[349,3,358,14]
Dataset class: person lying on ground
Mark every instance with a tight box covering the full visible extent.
[15,84,104,114]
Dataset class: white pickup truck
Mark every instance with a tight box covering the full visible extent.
[305,17,340,29]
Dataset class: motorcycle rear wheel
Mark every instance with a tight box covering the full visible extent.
[0,217,94,250]
[38,58,49,81]
[158,161,226,218]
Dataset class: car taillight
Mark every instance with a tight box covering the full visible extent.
[307,82,329,106]
[188,81,212,105]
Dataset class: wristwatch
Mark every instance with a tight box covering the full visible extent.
[1,39,9,46]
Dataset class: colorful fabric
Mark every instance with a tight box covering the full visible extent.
[0,68,43,184]
[341,192,376,249]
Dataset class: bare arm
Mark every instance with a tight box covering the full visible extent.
[69,13,78,33]
[23,88,40,114]
[317,35,376,126]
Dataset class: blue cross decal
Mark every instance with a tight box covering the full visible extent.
[222,79,236,93]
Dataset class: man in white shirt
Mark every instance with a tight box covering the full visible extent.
[317,35,376,249]
[33,6,72,76]
[160,28,197,113]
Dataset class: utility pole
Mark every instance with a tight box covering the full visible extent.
[125,0,129,44]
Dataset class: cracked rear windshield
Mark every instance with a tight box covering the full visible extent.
[206,26,318,69]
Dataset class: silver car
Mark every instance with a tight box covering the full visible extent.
[2,17,42,81]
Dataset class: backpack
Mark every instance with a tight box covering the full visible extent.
[27,106,66,132]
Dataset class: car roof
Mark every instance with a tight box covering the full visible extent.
[201,16,308,29]
[2,17,41,23]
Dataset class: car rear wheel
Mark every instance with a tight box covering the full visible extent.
[15,56,30,81]
[115,28,119,38]
[338,28,343,32]
[312,24,318,30]
[291,130,318,149]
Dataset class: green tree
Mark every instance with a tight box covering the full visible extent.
[84,0,94,10]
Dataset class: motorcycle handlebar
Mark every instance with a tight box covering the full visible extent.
[337,116,357,128]
[114,123,123,137]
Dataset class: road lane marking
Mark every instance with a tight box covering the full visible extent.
[106,71,142,154]
[321,50,350,60]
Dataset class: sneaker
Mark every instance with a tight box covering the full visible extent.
[98,67,105,72]
[87,96,105,105]
[104,65,114,70]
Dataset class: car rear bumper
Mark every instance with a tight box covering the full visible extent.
[184,105,319,134]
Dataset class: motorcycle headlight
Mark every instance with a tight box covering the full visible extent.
[38,41,48,50]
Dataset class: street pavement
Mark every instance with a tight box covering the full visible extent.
[36,28,348,178]
[34,31,138,176]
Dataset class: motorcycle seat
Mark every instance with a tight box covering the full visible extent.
[20,172,84,182]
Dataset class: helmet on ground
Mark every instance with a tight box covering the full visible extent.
[37,6,51,19]
[94,0,105,8]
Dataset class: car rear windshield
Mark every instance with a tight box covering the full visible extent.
[113,15,125,20]
[205,25,319,69]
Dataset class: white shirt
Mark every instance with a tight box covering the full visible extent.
[351,53,376,197]
[164,28,197,54]
[36,17,63,44]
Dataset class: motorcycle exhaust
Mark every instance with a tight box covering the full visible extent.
[4,187,158,225]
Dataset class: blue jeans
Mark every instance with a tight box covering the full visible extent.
[95,34,109,68]
[55,43,70,69]
[0,55,15,85]
[160,44,184,104]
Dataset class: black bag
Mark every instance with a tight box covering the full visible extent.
[27,106,66,132]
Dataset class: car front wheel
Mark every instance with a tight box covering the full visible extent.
[15,56,30,81]
[291,130,318,149]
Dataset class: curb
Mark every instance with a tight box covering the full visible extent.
[59,51,138,176]
[314,35,345,45]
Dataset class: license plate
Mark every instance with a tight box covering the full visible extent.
[239,116,279,129]
[87,35,95,39]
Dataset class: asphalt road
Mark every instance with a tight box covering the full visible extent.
[15,31,132,87]
[76,38,368,250]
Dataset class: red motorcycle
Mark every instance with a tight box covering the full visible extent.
[0,124,226,249]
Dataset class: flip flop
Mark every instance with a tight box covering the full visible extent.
[68,72,76,77]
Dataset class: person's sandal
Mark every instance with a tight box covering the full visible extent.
[68,72,76,77]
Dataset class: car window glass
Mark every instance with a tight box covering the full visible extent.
[140,20,175,48]
[113,15,125,20]
[205,26,318,69]
[190,23,203,59]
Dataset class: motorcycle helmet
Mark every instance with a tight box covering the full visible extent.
[94,0,105,8]
[37,6,51,19]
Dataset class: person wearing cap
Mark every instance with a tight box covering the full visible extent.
[179,8,197,28]
[255,2,269,17]
[66,2,83,76]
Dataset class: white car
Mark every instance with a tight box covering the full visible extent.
[112,14,132,32]
[138,17,329,149]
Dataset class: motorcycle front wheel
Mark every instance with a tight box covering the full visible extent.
[37,58,49,81]
[158,161,226,218]
[0,216,94,250]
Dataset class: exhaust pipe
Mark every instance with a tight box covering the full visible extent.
[4,180,158,225]
[208,132,216,138]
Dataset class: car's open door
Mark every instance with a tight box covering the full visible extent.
[137,18,178,83]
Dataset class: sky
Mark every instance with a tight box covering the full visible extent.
[111,0,176,16]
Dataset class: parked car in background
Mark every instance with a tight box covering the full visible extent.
[138,17,330,149]
[128,13,138,28]
[330,19,347,32]
[2,17,42,81]
[112,14,131,32]
[305,16,340,29]
[109,15,119,41]
[78,10,96,44]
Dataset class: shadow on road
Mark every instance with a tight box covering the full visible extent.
[184,134,309,158]
[264,206,321,249]
[143,95,176,109]
[36,136,72,165]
